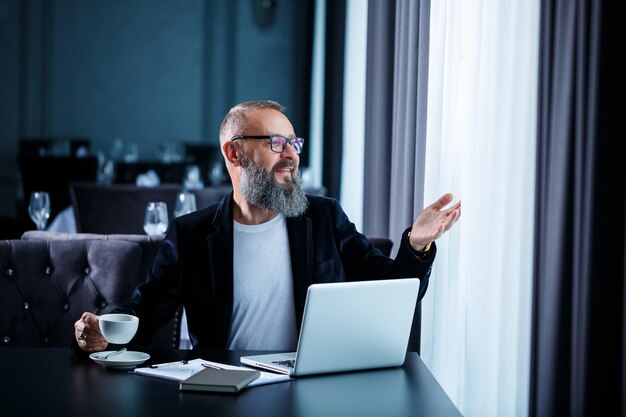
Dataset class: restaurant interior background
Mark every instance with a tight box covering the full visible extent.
[0,0,318,235]
[1,1,624,416]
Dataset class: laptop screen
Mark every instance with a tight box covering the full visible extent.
[292,278,420,376]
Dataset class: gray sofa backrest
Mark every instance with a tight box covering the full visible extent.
[0,239,141,347]
[22,231,164,281]
[20,231,179,349]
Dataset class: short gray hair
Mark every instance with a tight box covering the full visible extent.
[219,100,285,144]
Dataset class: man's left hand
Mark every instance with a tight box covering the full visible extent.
[409,193,461,251]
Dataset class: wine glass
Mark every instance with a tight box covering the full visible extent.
[143,201,169,236]
[183,165,204,190]
[28,191,51,230]
[98,158,116,184]
[174,191,197,218]
[209,160,226,186]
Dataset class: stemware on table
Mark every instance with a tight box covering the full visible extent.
[28,191,51,230]
[183,165,204,190]
[174,191,197,218]
[143,201,169,236]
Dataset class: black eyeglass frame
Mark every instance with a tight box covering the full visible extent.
[230,135,305,154]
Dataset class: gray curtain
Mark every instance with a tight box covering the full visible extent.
[530,0,625,415]
[363,0,430,246]
[363,0,430,352]
[362,0,395,237]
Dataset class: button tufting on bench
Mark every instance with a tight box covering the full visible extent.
[2,236,175,348]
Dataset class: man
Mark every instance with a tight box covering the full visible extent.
[74,100,461,352]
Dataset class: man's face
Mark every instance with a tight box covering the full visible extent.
[239,109,300,186]
[236,109,309,217]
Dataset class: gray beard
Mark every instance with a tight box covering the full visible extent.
[239,155,309,218]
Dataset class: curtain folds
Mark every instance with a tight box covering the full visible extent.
[387,0,430,249]
[362,0,431,353]
[530,0,626,415]
[421,1,539,415]
[362,0,396,238]
[362,2,430,251]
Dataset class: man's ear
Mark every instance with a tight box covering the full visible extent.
[223,141,242,167]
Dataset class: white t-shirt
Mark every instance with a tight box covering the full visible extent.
[227,214,297,350]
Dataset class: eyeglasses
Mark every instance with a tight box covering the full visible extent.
[230,135,305,154]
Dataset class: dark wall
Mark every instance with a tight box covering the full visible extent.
[0,0,21,218]
[0,0,313,218]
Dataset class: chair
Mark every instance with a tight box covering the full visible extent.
[21,231,164,283]
[191,185,233,209]
[368,236,422,352]
[17,155,99,224]
[0,239,142,347]
[303,185,327,196]
[20,231,180,349]
[369,237,393,256]
[69,182,181,234]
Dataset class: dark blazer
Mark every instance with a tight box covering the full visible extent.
[126,193,436,349]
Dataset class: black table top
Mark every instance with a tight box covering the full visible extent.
[1,348,461,417]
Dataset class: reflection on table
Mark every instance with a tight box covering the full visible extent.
[1,348,461,417]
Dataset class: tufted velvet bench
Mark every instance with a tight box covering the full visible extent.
[0,239,142,347]
[20,231,181,349]
[21,230,164,284]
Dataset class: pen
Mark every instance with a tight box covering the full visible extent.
[201,363,223,370]
[149,359,188,368]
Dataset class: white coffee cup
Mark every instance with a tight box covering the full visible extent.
[98,314,139,344]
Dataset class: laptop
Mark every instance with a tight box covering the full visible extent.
[240,278,420,377]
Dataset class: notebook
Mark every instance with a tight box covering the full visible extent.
[179,367,260,393]
[240,278,420,377]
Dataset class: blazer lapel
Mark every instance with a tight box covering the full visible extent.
[206,194,234,346]
[287,215,313,328]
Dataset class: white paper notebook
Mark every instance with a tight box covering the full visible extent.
[134,358,291,387]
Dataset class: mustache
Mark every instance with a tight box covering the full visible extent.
[272,160,297,173]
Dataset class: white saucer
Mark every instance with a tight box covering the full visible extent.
[90,351,151,370]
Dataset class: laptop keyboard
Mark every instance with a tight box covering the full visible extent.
[271,360,295,368]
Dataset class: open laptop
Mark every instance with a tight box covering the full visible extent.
[240,278,420,377]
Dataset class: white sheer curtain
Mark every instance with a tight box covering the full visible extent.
[421,1,539,416]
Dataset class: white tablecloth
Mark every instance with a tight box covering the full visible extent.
[47,206,77,233]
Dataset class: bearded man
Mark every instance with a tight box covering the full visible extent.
[74,100,461,352]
